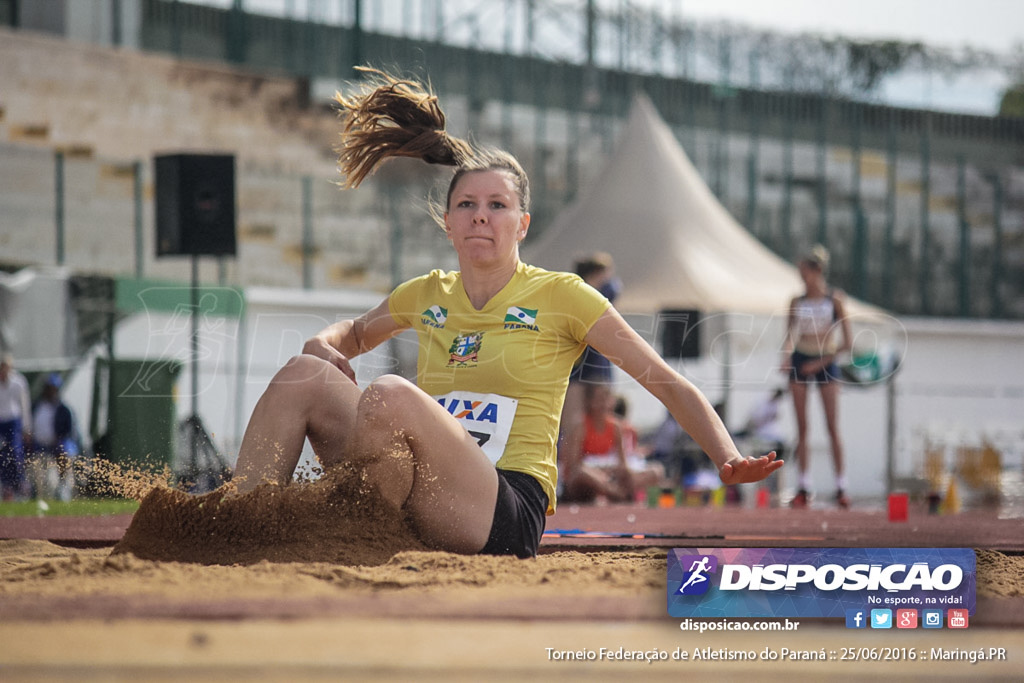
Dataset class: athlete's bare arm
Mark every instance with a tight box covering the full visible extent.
[584,308,783,485]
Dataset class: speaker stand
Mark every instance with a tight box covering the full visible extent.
[178,255,230,491]
[189,255,200,471]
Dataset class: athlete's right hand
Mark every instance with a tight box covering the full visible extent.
[718,451,783,485]
[302,337,357,384]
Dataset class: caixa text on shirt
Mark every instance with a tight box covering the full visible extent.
[433,391,518,466]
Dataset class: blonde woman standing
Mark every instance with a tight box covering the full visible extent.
[781,245,852,509]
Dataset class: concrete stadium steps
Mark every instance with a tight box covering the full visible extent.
[0,145,57,265]
[0,27,410,289]
[0,138,395,290]
[0,29,338,176]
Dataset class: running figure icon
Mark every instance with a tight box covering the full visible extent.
[679,556,712,593]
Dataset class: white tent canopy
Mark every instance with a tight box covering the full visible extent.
[526,94,883,321]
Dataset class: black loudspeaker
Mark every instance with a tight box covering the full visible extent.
[659,309,701,359]
[155,154,236,256]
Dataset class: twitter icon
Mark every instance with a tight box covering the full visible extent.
[870,609,893,629]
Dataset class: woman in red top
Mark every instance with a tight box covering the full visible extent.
[561,383,634,503]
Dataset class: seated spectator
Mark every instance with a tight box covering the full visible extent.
[561,384,664,504]
[644,409,705,487]
[736,387,787,462]
[613,395,665,493]
[561,383,632,503]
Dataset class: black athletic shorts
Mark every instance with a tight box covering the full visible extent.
[790,350,841,384]
[480,469,549,559]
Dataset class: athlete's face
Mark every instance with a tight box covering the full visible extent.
[585,385,613,416]
[798,261,822,288]
[445,170,530,268]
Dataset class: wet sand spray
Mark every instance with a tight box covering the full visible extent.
[90,450,426,565]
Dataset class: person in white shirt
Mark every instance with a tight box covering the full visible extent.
[29,373,78,501]
[0,353,31,501]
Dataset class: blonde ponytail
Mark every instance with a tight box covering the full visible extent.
[334,67,472,188]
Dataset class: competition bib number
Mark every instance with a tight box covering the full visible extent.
[434,391,518,465]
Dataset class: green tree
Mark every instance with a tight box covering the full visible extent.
[998,84,1024,117]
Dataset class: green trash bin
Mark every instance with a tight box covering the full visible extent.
[91,358,183,468]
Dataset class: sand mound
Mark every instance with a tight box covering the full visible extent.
[113,465,428,566]
[977,549,1024,598]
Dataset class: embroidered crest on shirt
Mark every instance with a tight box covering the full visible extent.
[448,332,484,366]
[503,305,539,331]
[421,305,448,328]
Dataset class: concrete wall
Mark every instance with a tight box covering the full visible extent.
[0,27,442,291]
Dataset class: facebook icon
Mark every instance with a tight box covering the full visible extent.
[845,609,867,629]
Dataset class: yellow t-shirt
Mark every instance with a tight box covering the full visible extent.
[388,261,610,512]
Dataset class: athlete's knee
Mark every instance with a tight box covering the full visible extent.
[363,373,415,398]
[262,357,347,419]
[272,354,350,389]
[358,375,419,421]
[273,354,321,383]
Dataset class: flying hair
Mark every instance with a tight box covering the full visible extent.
[334,67,473,188]
[335,67,532,232]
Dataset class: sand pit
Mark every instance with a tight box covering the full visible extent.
[2,464,1024,678]
[2,535,1024,679]
[1,465,670,621]
[1,462,1023,616]
[1,539,1020,613]
[0,540,666,618]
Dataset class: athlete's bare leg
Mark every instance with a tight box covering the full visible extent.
[564,465,630,503]
[343,374,499,553]
[789,379,810,481]
[819,381,844,480]
[233,355,361,492]
[234,362,500,553]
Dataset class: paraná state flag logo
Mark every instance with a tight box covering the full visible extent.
[421,305,447,328]
[504,306,539,330]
